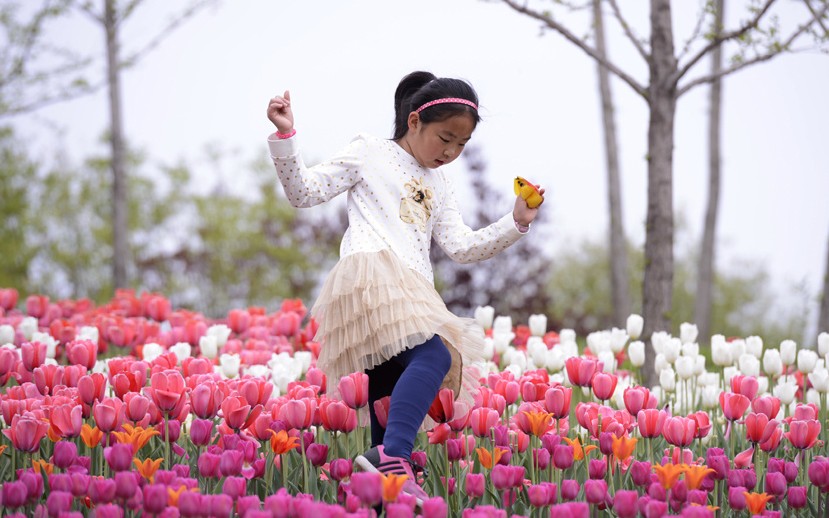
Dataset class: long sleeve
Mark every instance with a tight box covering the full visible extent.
[432,179,525,264]
[268,134,366,208]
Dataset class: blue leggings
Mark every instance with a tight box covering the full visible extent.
[366,335,452,459]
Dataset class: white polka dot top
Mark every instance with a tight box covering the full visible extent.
[267,133,525,283]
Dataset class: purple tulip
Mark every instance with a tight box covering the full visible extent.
[19,469,43,502]
[533,447,551,470]
[48,473,72,493]
[221,476,246,500]
[599,432,614,455]
[765,471,787,497]
[198,452,221,478]
[208,493,233,518]
[672,479,688,502]
[551,502,590,518]
[631,460,652,487]
[612,489,638,518]
[643,499,668,518]
[219,449,243,477]
[94,504,124,518]
[584,479,608,505]
[727,485,747,510]
[648,482,666,501]
[553,444,574,470]
[155,470,177,486]
[446,439,463,462]
[707,453,729,480]
[142,484,168,515]
[329,458,353,482]
[189,418,213,446]
[386,502,413,518]
[104,443,133,472]
[114,471,139,501]
[90,478,116,504]
[264,489,294,515]
[680,506,714,517]
[46,490,73,516]
[783,461,798,483]
[561,479,580,501]
[178,490,204,517]
[70,474,90,498]
[236,495,261,517]
[306,443,329,467]
[528,483,556,507]
[421,497,448,518]
[809,459,829,490]
[588,458,607,479]
[788,486,807,508]
[465,473,485,498]
[541,432,561,454]
[351,472,382,507]
[53,441,78,469]
[687,489,707,506]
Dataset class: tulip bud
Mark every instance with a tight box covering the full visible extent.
[626,314,643,340]
[763,349,783,377]
[474,306,495,330]
[780,340,797,366]
[199,335,218,359]
[711,335,732,367]
[798,349,818,374]
[492,315,512,334]
[738,354,761,378]
[679,323,698,345]
[628,341,645,367]
[659,367,676,392]
[528,314,547,337]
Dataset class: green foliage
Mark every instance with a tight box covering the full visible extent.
[0,127,37,291]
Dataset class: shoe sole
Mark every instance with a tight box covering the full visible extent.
[354,454,425,508]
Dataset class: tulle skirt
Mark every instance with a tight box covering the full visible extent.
[312,249,486,399]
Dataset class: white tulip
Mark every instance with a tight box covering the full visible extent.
[474,306,495,331]
[780,340,797,366]
[44,357,58,366]
[675,356,695,380]
[730,339,747,361]
[694,355,706,376]
[698,372,719,386]
[654,353,668,374]
[559,329,577,344]
[507,349,527,373]
[206,324,232,347]
[757,376,769,395]
[738,353,761,378]
[773,377,798,405]
[587,331,611,354]
[199,335,219,359]
[681,342,699,358]
[245,364,270,379]
[723,366,740,385]
[628,341,645,367]
[662,338,681,364]
[809,367,829,393]
[626,314,644,340]
[806,388,821,406]
[545,347,565,372]
[598,350,616,372]
[609,328,629,353]
[745,336,764,359]
[492,332,514,354]
[77,326,99,343]
[169,342,192,363]
[504,364,523,378]
[651,331,671,355]
[18,317,38,341]
[763,349,783,377]
[142,342,165,363]
[798,349,818,374]
[270,363,294,395]
[294,351,313,374]
[711,335,732,367]
[549,372,565,385]
[219,353,241,378]
[32,332,58,359]
[528,314,547,337]
[92,360,107,374]
[492,316,512,334]
[527,337,547,367]
[679,323,698,345]
[558,341,579,360]
[660,367,676,392]
[482,337,495,360]
[0,325,14,345]
[701,386,720,408]
[819,332,829,358]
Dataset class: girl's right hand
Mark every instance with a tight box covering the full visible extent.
[267,90,294,134]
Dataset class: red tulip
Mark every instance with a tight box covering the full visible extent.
[720,392,750,421]
[93,397,126,433]
[221,395,262,431]
[785,419,821,449]
[338,373,368,410]
[591,372,617,401]
[427,388,455,423]
[469,407,500,438]
[689,411,712,439]
[637,408,667,439]
[760,426,783,453]
[428,423,451,445]
[2,411,49,452]
[145,370,187,415]
[662,416,696,447]
[731,375,759,401]
[565,357,599,387]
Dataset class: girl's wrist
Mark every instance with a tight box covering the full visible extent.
[276,127,296,139]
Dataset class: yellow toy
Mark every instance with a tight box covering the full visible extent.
[514,177,544,209]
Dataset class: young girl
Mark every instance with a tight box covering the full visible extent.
[266,71,543,502]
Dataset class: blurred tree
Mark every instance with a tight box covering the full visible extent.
[592,0,631,327]
[819,228,829,336]
[0,128,38,292]
[431,146,554,321]
[696,0,726,346]
[500,0,829,386]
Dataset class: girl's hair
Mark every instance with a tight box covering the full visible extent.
[392,71,481,140]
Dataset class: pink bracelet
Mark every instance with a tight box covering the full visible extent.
[514,220,530,233]
[276,128,296,139]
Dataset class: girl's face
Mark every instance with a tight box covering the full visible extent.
[404,113,475,169]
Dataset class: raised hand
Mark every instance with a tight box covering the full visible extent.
[513,185,546,227]
[267,90,294,134]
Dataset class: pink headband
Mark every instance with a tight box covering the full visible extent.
[414,97,478,113]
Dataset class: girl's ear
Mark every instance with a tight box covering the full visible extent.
[407,112,420,133]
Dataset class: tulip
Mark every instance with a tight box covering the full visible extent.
[613,489,638,518]
[89,478,116,504]
[208,493,234,517]
[788,486,807,508]
[338,372,369,409]
[469,407,500,438]
[190,383,223,419]
[553,444,574,470]
[808,459,829,490]
[638,408,667,438]
[105,443,134,472]
[631,460,652,486]
[689,411,712,439]
[329,458,353,482]
[628,341,645,367]
[564,357,599,387]
[146,370,187,416]
[798,349,818,373]
[198,452,221,478]
[765,471,787,498]
[719,392,750,421]
[46,490,73,516]
[52,440,78,469]
[583,479,607,505]
[307,443,329,467]
[763,349,783,376]
[786,419,821,449]
[114,471,139,501]
[427,388,455,423]
[591,372,617,401]
[220,449,244,477]
[625,314,643,339]
[351,472,383,507]
[222,476,246,500]
[659,368,676,392]
[588,459,606,479]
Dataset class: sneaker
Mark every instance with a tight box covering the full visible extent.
[355,445,430,505]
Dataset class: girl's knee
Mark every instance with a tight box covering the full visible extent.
[433,339,452,376]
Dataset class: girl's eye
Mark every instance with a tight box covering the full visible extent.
[439,136,449,143]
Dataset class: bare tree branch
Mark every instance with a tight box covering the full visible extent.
[78,2,103,23]
[606,0,649,61]
[805,0,829,37]
[673,0,778,84]
[500,0,648,99]
[677,2,712,61]
[677,3,829,96]
[0,78,105,117]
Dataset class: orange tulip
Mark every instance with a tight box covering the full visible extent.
[0,445,6,456]
[563,436,598,461]
[32,458,54,475]
[167,485,188,507]
[743,492,773,515]
[134,457,164,483]
[382,473,408,502]
[269,429,300,455]
[611,434,638,462]
[475,446,507,470]
[653,463,687,490]
[80,424,104,449]
[521,410,554,437]
[684,464,715,490]
[111,423,160,454]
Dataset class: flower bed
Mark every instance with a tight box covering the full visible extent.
[0,287,828,517]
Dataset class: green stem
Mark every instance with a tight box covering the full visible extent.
[164,417,171,469]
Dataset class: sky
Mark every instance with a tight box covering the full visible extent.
[9,0,829,339]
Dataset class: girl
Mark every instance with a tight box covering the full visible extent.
[266,71,543,502]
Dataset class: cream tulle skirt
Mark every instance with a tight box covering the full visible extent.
[312,249,486,400]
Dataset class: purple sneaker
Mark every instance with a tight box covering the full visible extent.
[355,445,429,505]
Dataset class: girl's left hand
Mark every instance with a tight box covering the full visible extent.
[513,185,545,226]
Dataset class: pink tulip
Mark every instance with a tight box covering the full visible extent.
[689,410,712,439]
[786,419,821,449]
[49,403,83,438]
[745,412,778,444]
[591,372,617,401]
[279,398,316,430]
[730,375,759,401]
[93,397,126,433]
[123,392,151,422]
[544,385,573,418]
[21,341,48,372]
[338,373,368,409]
[794,403,818,421]
[146,370,187,415]
[26,294,49,318]
[238,377,274,407]
[191,382,224,419]
[469,407,500,438]
[373,396,390,429]
[66,339,98,370]
[623,386,658,416]
[719,392,750,421]
[33,364,64,395]
[305,367,327,394]
[221,395,262,431]
[77,373,106,406]
[662,416,696,447]
[465,473,485,498]
[0,287,18,310]
[637,408,667,439]
[494,379,520,405]
[734,447,754,468]
[565,357,599,387]
[0,348,17,385]
[752,396,781,419]
[320,399,357,433]
[351,472,383,506]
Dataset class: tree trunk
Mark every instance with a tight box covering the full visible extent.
[593,0,631,327]
[695,0,725,347]
[641,0,677,388]
[819,227,829,334]
[105,0,128,290]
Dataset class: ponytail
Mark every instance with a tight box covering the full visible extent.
[392,71,481,140]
